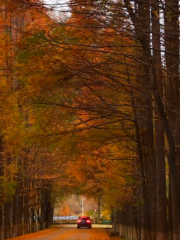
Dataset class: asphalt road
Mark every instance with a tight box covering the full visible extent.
[6,224,113,240]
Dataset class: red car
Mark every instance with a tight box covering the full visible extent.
[77,216,92,229]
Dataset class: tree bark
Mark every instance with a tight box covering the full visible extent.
[164,0,180,235]
[124,0,180,227]
[151,1,168,239]
[97,197,101,224]
[0,203,3,240]
[4,201,12,239]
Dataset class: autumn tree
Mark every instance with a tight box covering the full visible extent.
[0,1,65,238]
[1,1,180,240]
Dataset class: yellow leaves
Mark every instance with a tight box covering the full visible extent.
[0,160,18,200]
[101,209,111,221]
[153,10,159,19]
[60,204,73,216]
[65,140,137,209]
[0,0,140,218]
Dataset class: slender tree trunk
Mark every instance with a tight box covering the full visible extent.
[0,135,3,240]
[31,208,35,233]
[24,199,30,234]
[17,188,23,236]
[44,197,52,229]
[136,2,157,239]
[4,201,12,239]
[97,197,101,224]
[124,0,180,230]
[0,203,3,240]
[164,1,180,236]
[151,1,168,239]
[126,67,151,240]
[12,195,17,237]
[41,188,46,230]
[168,174,173,240]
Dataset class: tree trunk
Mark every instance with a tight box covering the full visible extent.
[0,135,3,240]
[17,190,23,236]
[127,68,151,240]
[31,208,35,233]
[124,0,180,229]
[151,1,168,239]
[97,197,101,224]
[12,195,17,237]
[24,202,30,234]
[168,175,173,240]
[4,201,12,239]
[164,0,180,234]
[0,203,3,240]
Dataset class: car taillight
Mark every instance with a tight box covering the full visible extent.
[86,220,91,223]
[77,219,81,223]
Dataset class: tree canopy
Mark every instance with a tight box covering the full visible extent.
[0,1,180,240]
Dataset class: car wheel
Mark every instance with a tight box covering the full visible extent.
[89,226,92,229]
[77,226,80,229]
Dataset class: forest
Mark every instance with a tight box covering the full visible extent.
[0,0,180,240]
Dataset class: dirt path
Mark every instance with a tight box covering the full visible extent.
[5,224,119,240]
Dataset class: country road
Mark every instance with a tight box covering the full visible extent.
[6,224,117,240]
